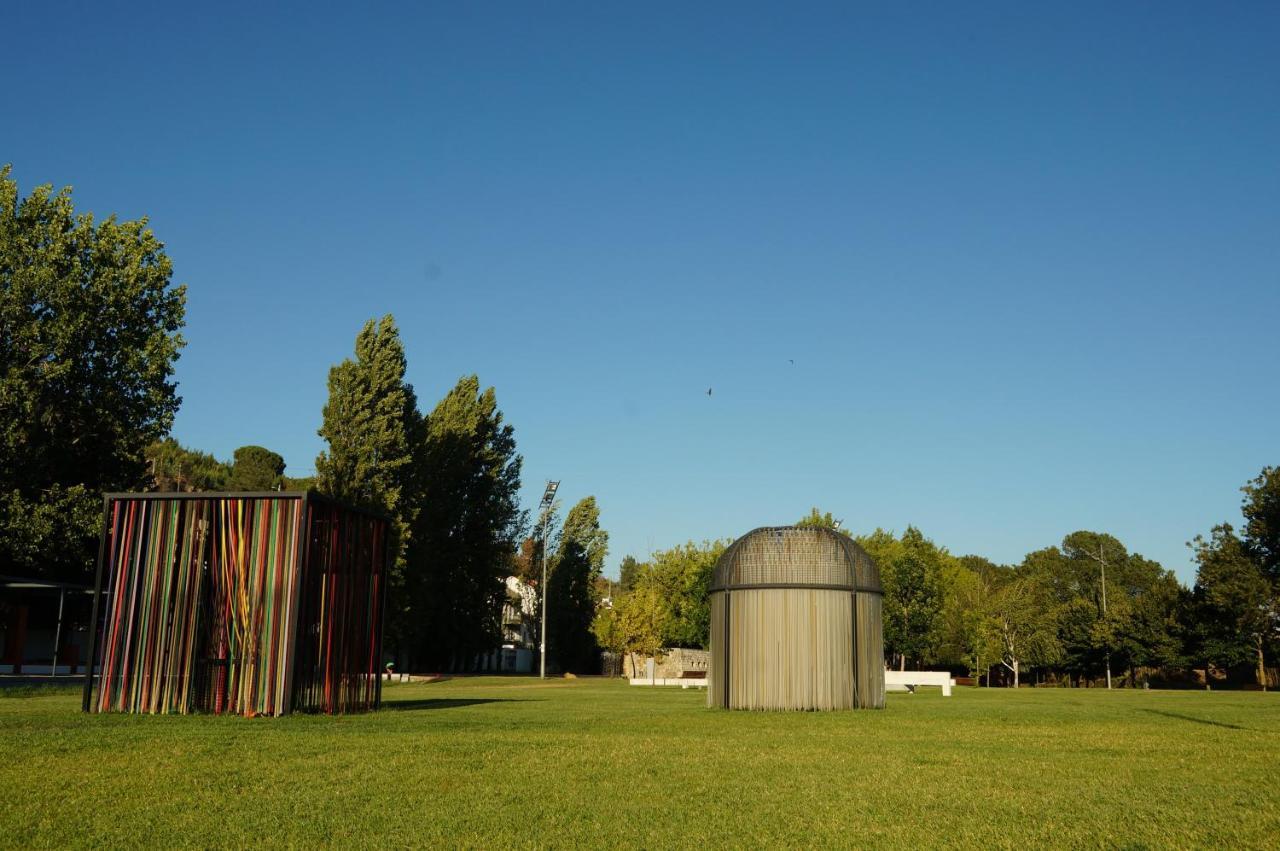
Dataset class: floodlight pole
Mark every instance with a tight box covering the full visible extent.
[1099,544,1111,690]
[538,481,559,680]
[1084,542,1113,690]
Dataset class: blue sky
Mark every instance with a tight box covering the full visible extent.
[5,3,1277,582]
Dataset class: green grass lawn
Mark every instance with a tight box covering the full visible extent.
[2,678,1278,848]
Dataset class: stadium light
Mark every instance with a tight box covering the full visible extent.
[539,481,560,679]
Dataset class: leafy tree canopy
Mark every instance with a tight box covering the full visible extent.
[547,496,608,673]
[1241,466,1280,581]
[409,375,525,669]
[618,555,641,591]
[795,507,849,534]
[0,165,186,580]
[226,445,285,491]
[145,439,229,492]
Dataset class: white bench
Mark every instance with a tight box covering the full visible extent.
[629,676,707,688]
[884,670,954,696]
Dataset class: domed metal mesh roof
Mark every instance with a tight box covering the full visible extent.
[710,526,882,593]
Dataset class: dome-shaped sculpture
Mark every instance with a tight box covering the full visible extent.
[708,526,885,710]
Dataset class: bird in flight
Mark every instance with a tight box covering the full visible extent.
[707,387,712,396]
[788,359,794,365]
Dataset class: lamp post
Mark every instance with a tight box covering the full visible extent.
[538,480,559,679]
[1084,542,1113,690]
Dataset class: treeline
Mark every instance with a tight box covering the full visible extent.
[596,473,1279,690]
[145,441,314,492]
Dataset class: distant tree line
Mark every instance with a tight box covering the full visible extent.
[2,166,1275,684]
[595,477,1279,690]
[145,440,315,492]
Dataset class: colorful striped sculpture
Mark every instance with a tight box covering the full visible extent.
[83,493,388,716]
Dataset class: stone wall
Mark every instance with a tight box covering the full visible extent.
[622,648,709,680]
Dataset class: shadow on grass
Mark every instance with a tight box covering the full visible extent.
[381,698,523,712]
[1139,709,1251,731]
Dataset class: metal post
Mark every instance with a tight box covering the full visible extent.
[1100,544,1111,690]
[82,496,113,712]
[537,480,558,680]
[50,588,65,678]
[539,513,549,679]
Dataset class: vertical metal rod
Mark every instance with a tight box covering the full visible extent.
[1099,544,1112,690]
[82,496,113,713]
[51,588,65,678]
[723,592,731,708]
[375,512,391,710]
[539,508,549,679]
[850,590,859,708]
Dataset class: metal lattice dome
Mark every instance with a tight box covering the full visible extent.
[710,526,882,594]
[708,525,885,711]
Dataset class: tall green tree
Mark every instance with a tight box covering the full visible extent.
[145,439,229,492]
[938,555,1008,674]
[860,527,945,668]
[618,555,641,591]
[226,445,286,491]
[547,496,608,673]
[409,375,524,670]
[647,540,726,649]
[1026,531,1182,684]
[315,316,421,656]
[1191,523,1277,689]
[1241,466,1280,581]
[316,316,420,519]
[596,583,668,678]
[979,573,1062,688]
[0,166,186,581]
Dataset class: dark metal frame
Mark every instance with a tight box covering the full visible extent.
[81,490,392,714]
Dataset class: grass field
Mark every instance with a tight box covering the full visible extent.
[2,678,1278,848]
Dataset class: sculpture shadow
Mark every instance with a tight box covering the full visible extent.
[381,698,522,712]
[1138,709,1250,731]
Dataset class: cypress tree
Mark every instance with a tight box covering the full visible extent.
[315,315,421,658]
[547,496,608,673]
[409,375,524,670]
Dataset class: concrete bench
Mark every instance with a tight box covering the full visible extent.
[629,676,707,688]
[884,670,955,696]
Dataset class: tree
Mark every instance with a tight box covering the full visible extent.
[1025,532,1182,686]
[601,540,727,656]
[1191,524,1277,689]
[1241,466,1280,581]
[979,574,1061,688]
[315,316,421,659]
[559,496,608,575]
[316,316,419,520]
[795,507,849,534]
[226,445,285,491]
[618,555,641,591]
[938,555,1008,676]
[591,603,624,658]
[0,165,186,581]
[608,583,668,678]
[512,502,560,586]
[861,527,945,669]
[647,540,726,649]
[144,439,229,492]
[409,375,525,670]
[547,496,608,673]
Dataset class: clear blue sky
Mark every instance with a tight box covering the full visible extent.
[6,3,1277,582]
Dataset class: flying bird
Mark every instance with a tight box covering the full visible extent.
[788,359,794,365]
[707,387,712,396]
